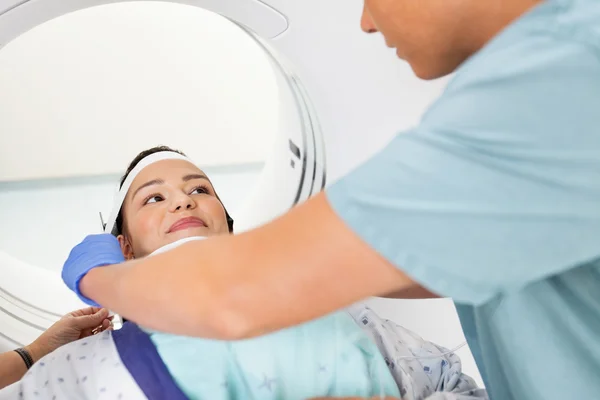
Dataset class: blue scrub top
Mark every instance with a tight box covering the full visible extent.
[326,1,600,399]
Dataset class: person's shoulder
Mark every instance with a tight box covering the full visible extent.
[447,0,600,92]
[420,0,600,141]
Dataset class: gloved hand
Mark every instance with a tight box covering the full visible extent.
[62,234,125,306]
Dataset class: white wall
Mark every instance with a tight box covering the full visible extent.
[0,1,483,387]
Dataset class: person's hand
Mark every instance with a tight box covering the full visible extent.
[61,233,125,306]
[25,307,113,362]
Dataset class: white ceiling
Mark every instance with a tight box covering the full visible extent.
[0,2,280,182]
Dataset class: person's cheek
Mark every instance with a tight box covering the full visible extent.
[138,210,161,249]
[202,198,227,232]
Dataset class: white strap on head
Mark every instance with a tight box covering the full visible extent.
[103,151,191,236]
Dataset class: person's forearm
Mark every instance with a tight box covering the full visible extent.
[80,193,422,339]
[81,230,346,339]
[79,247,235,338]
[0,350,27,389]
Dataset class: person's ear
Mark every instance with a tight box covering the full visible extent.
[117,235,135,260]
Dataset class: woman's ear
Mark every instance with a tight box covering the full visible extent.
[117,234,135,260]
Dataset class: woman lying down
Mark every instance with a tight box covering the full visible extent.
[6,146,487,400]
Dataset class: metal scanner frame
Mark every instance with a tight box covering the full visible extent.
[0,0,447,349]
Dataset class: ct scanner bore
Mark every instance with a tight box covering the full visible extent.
[0,0,328,350]
[0,0,449,351]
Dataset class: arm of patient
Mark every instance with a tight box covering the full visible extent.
[0,307,111,390]
[0,351,29,390]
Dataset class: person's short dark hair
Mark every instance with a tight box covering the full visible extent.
[114,145,234,235]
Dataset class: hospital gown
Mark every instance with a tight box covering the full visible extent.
[348,304,487,400]
[2,306,485,400]
[4,329,147,399]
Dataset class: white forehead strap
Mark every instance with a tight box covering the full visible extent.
[103,151,191,236]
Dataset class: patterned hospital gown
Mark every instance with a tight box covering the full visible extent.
[348,304,488,400]
[1,305,487,400]
[0,329,146,399]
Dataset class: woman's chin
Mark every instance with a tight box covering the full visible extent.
[168,226,212,240]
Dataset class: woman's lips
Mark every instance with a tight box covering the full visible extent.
[168,216,206,233]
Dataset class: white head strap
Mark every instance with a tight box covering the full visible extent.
[103,151,191,236]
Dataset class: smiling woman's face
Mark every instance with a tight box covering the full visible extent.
[117,159,230,259]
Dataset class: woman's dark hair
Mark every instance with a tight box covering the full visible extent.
[114,145,234,235]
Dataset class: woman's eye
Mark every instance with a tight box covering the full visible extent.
[145,195,164,205]
[191,186,209,195]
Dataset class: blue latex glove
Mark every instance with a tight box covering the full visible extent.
[62,233,125,306]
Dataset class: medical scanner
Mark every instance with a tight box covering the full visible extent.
[0,0,448,352]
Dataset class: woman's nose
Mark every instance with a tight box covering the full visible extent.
[360,4,378,34]
[172,194,196,211]
[175,203,192,211]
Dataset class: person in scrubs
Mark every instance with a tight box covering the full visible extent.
[62,0,600,399]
